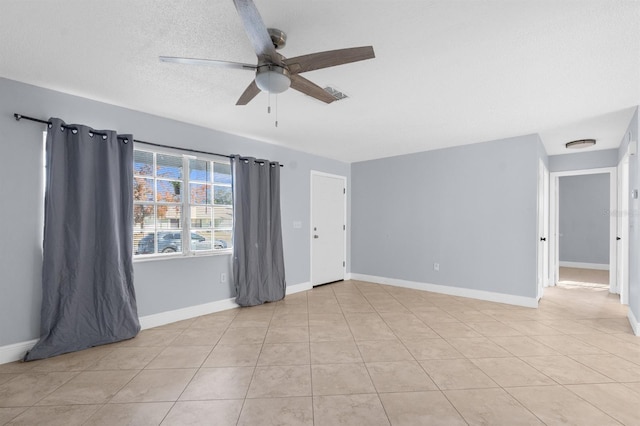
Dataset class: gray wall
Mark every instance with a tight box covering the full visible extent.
[351,134,541,299]
[0,77,350,346]
[549,149,619,172]
[558,174,610,265]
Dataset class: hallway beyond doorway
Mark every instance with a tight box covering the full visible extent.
[558,266,609,289]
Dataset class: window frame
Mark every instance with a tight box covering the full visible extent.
[133,145,233,261]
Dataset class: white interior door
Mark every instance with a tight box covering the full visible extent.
[608,169,618,294]
[617,153,630,303]
[311,172,346,286]
[543,166,550,288]
[549,175,559,287]
[537,160,550,299]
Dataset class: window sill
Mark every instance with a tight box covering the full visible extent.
[133,249,232,263]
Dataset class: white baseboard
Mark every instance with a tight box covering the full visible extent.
[140,281,311,329]
[0,296,240,364]
[286,281,312,295]
[139,297,240,330]
[349,273,538,308]
[559,261,609,271]
[0,281,312,365]
[345,273,352,280]
[0,339,38,365]
[629,309,640,336]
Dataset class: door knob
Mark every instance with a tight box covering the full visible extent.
[313,235,319,239]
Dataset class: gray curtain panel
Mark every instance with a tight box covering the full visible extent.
[25,118,140,361]
[232,155,286,306]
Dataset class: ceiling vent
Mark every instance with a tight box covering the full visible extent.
[323,86,349,101]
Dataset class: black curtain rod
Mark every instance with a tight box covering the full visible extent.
[14,113,283,167]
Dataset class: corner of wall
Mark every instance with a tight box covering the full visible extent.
[628,308,640,336]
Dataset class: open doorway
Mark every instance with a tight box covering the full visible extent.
[557,266,609,289]
[557,173,611,289]
[548,167,619,296]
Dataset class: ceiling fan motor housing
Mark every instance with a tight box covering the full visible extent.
[268,28,287,49]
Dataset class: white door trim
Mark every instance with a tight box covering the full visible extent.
[537,159,550,300]
[549,167,618,295]
[310,171,347,286]
[618,151,630,304]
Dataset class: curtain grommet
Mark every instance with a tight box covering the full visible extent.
[102,134,107,140]
[71,128,78,135]
[89,132,94,138]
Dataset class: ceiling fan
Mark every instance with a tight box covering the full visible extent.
[160,0,375,106]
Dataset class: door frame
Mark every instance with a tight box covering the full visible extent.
[537,159,550,300]
[617,151,630,304]
[310,170,347,286]
[548,167,618,294]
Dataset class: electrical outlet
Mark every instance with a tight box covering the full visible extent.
[220,272,227,283]
[433,263,440,271]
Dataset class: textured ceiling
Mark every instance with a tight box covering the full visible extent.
[1,0,638,162]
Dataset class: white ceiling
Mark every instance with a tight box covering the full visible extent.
[1,1,638,162]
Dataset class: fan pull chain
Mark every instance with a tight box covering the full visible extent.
[275,94,278,128]
[267,72,272,114]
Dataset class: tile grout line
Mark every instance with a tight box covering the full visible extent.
[303,290,316,426]
[3,279,638,425]
[155,309,238,424]
[234,302,277,424]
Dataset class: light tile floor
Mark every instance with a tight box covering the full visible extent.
[558,266,609,288]
[1,280,639,425]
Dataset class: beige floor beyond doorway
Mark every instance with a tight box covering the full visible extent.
[558,266,609,289]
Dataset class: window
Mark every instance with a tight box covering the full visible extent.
[133,149,232,257]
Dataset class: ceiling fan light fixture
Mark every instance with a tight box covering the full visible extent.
[565,139,596,149]
[255,65,291,94]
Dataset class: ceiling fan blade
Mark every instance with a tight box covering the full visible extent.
[290,75,336,104]
[284,46,375,74]
[236,80,261,105]
[159,56,256,70]
[232,0,280,65]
